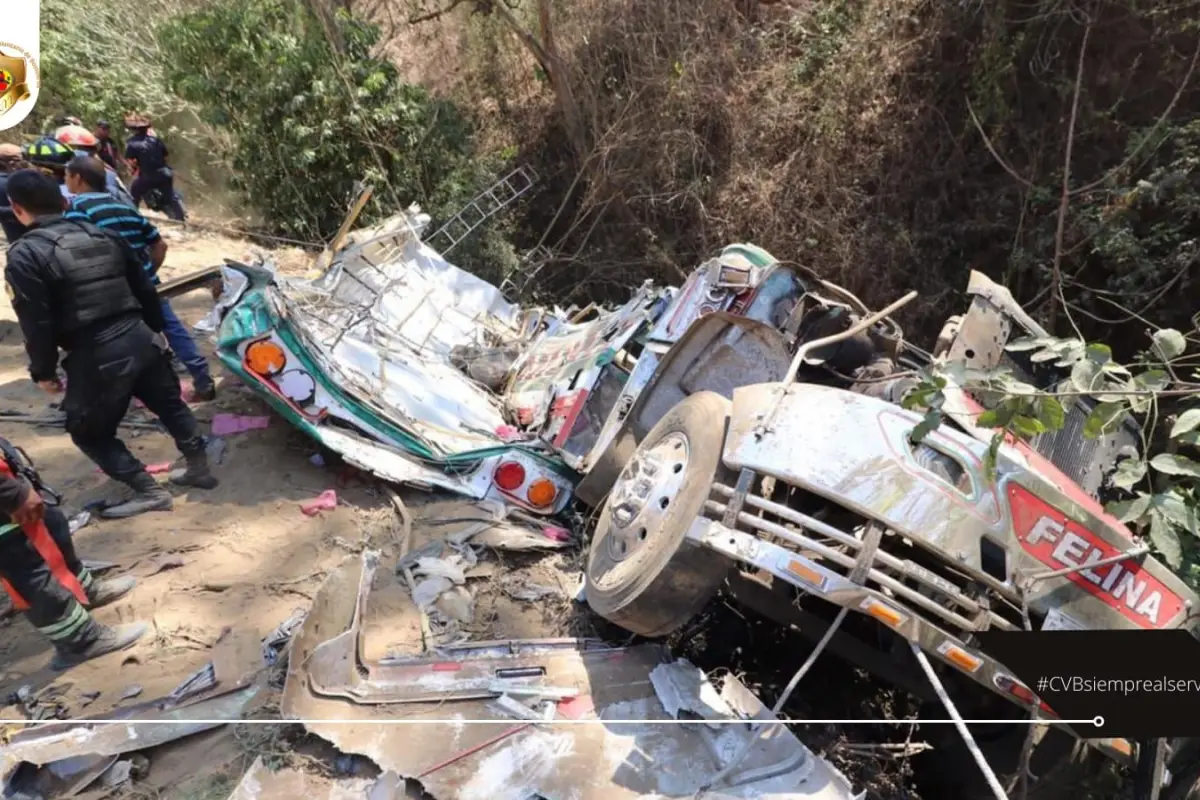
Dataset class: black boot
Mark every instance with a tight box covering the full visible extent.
[191,377,217,402]
[85,576,137,608]
[51,621,148,671]
[99,471,173,519]
[169,450,218,490]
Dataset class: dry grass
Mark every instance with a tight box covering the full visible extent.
[386,0,1200,345]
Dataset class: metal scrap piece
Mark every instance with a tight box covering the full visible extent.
[282,556,863,799]
[0,684,262,785]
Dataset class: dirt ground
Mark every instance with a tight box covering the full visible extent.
[0,217,597,798]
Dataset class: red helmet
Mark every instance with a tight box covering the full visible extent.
[54,124,99,149]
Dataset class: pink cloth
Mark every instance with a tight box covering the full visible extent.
[300,490,337,517]
[495,425,521,442]
[211,413,271,436]
[541,525,571,542]
[96,461,171,475]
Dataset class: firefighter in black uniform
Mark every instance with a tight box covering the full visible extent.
[2,169,219,520]
[0,436,147,669]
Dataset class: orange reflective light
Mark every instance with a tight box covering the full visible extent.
[246,340,286,376]
[1108,739,1134,758]
[527,478,557,508]
[785,560,826,589]
[861,599,906,628]
[938,641,983,673]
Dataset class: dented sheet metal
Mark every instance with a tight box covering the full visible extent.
[282,553,861,800]
[0,684,262,786]
[275,235,520,458]
[504,282,664,438]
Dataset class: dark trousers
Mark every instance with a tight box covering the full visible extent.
[0,506,98,647]
[63,322,206,483]
[129,167,174,208]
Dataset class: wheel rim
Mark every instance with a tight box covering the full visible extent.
[601,431,691,571]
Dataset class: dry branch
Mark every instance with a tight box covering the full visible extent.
[1047,16,1092,335]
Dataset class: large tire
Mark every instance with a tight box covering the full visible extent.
[585,391,734,637]
[573,425,636,507]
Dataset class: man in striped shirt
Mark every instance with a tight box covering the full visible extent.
[63,157,216,401]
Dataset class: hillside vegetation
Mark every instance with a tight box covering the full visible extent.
[22,0,1200,576]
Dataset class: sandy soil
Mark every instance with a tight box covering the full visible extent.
[0,217,590,798]
[0,219,367,714]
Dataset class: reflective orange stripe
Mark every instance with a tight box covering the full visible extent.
[0,462,88,607]
[1,577,30,610]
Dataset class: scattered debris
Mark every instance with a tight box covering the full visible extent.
[411,576,452,609]
[433,586,474,623]
[119,685,144,701]
[0,684,262,788]
[78,691,100,707]
[98,758,133,788]
[471,523,571,552]
[367,771,410,800]
[494,425,521,442]
[0,753,118,799]
[227,755,385,800]
[211,413,271,436]
[281,554,862,799]
[505,584,558,602]
[207,435,228,465]
[649,658,734,725]
[262,608,307,666]
[68,511,91,535]
[489,694,545,722]
[143,554,188,576]
[413,556,467,585]
[168,664,217,705]
[300,490,338,517]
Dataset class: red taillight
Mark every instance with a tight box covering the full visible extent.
[994,673,1056,716]
[495,461,526,492]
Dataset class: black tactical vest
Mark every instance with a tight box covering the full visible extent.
[23,221,142,335]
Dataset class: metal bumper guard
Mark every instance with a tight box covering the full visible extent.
[683,382,1140,771]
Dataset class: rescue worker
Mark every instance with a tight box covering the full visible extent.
[0,142,29,242]
[93,120,124,173]
[54,125,134,206]
[63,156,217,400]
[0,436,147,669]
[3,169,219,520]
[124,115,181,219]
[24,137,76,203]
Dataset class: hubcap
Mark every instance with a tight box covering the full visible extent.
[605,431,690,562]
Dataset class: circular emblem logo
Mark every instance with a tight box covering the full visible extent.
[0,40,40,132]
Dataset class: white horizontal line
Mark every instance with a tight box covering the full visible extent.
[3,718,1103,727]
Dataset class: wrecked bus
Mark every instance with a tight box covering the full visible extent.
[204,207,1188,793]
[203,208,788,518]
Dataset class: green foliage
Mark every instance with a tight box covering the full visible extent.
[29,0,183,134]
[157,0,512,268]
[904,325,1200,584]
[789,0,861,83]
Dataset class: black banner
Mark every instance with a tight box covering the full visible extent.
[975,630,1200,739]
